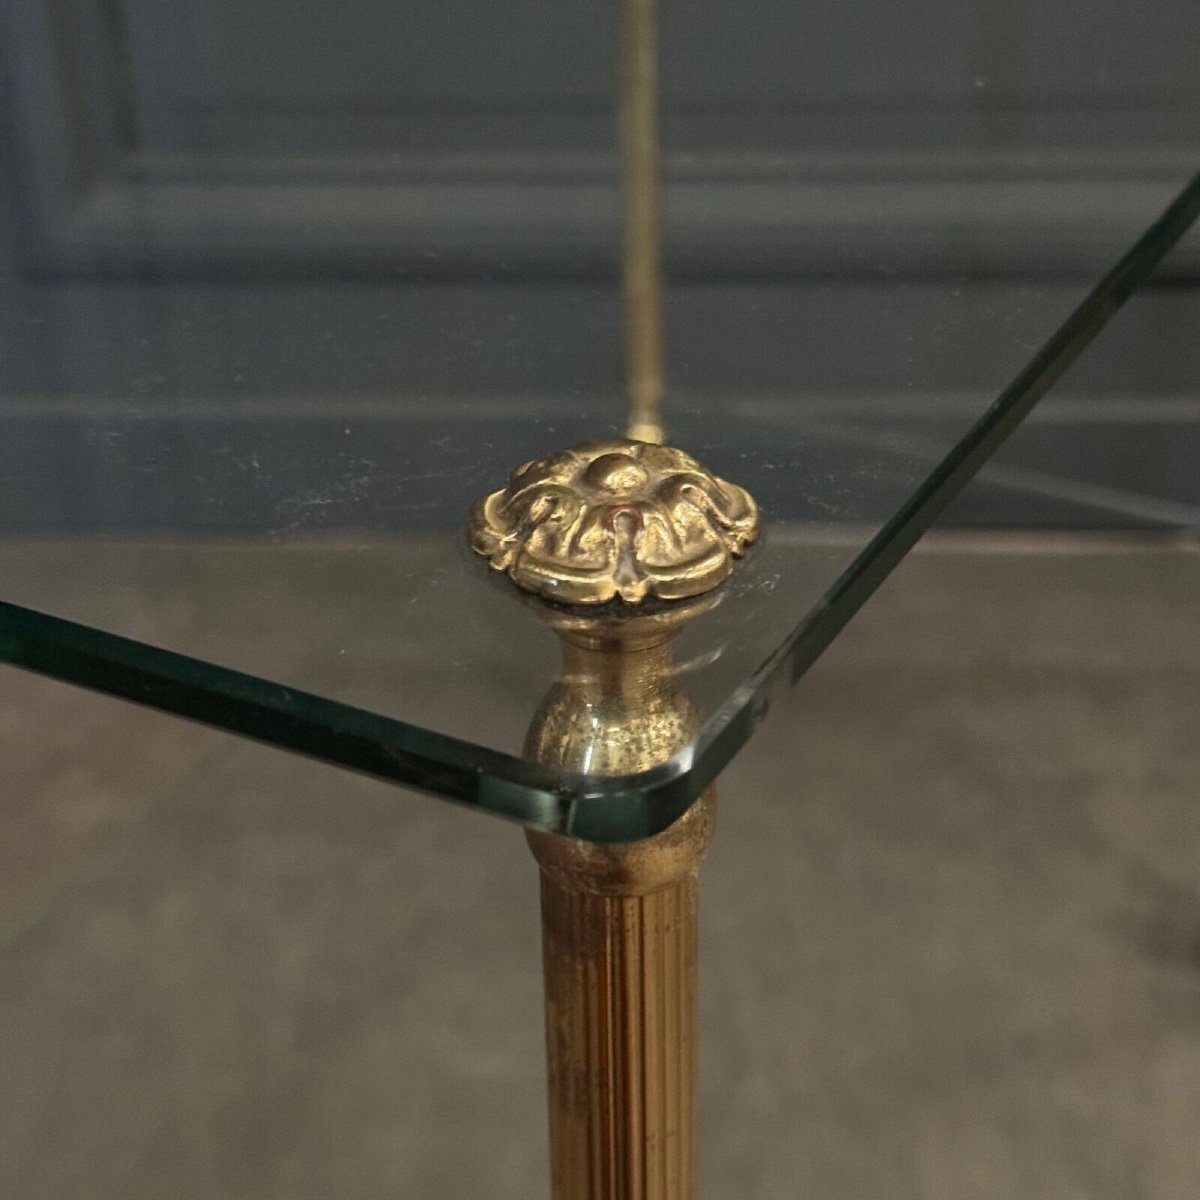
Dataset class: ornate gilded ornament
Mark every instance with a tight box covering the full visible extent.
[467,438,760,604]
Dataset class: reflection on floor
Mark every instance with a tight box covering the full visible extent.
[1,537,1198,1199]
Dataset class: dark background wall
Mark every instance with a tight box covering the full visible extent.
[0,0,1197,529]
[5,0,1199,276]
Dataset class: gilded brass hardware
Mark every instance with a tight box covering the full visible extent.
[468,5,760,1186]
[468,444,758,1200]
[521,599,715,1200]
[467,438,759,605]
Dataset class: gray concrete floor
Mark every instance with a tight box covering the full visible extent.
[1,537,1198,1199]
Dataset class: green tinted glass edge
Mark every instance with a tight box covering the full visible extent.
[3,172,1198,842]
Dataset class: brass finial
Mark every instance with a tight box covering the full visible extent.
[467,438,760,605]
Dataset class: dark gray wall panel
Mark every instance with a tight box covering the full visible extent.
[3,0,1198,276]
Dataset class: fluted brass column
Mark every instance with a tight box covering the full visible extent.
[469,439,759,1200]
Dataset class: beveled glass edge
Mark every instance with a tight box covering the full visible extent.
[0,599,699,839]
[3,172,1197,842]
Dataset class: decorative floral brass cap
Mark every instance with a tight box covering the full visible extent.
[468,438,760,604]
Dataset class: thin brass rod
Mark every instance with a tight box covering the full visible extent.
[620,0,665,444]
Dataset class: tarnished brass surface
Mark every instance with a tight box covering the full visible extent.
[524,599,717,897]
[531,835,708,1200]
[467,439,759,605]
[522,599,715,1200]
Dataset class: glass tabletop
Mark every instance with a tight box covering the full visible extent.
[2,155,1197,839]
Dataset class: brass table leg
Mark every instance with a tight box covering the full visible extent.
[468,439,760,1200]
[525,617,715,1200]
[528,797,713,1200]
